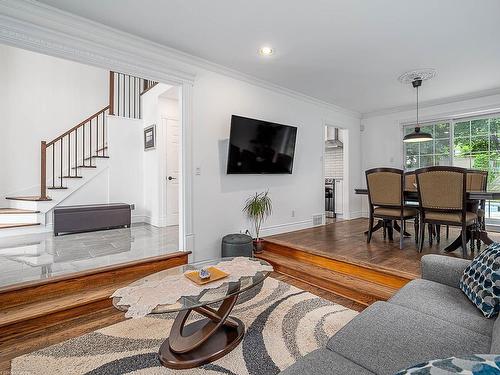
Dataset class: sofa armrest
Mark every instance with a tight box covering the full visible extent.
[421,254,471,289]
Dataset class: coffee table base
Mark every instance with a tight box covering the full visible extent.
[159,317,245,369]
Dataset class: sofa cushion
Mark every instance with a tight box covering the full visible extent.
[395,354,500,374]
[279,348,374,375]
[460,242,500,318]
[491,317,500,353]
[389,279,494,336]
[327,301,491,375]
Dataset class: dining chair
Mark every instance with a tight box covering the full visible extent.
[415,166,478,257]
[404,171,420,244]
[468,169,488,250]
[442,169,488,245]
[366,168,419,249]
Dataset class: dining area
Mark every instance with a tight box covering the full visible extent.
[355,166,500,258]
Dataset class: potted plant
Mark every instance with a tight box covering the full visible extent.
[243,191,272,253]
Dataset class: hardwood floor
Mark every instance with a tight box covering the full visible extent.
[264,217,499,277]
[0,273,357,373]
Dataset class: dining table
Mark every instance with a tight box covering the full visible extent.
[354,188,500,252]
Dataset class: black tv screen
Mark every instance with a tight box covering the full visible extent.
[227,115,297,174]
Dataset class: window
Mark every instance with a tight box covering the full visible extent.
[403,122,451,170]
[402,115,500,224]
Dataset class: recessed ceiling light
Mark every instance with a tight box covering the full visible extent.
[258,46,274,56]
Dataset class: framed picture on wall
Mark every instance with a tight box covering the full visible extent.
[144,125,156,150]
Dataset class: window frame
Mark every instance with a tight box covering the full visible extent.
[401,112,500,226]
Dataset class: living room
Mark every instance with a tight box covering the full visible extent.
[1,0,500,374]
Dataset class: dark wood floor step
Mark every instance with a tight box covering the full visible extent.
[0,252,190,310]
[0,287,114,330]
[262,240,414,289]
[257,251,398,306]
[71,165,97,170]
[5,196,52,202]
[47,187,68,190]
[0,208,40,214]
[0,223,40,229]
[0,252,189,343]
[60,175,82,179]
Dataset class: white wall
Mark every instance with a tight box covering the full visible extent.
[141,83,174,226]
[190,71,362,261]
[360,93,500,214]
[0,44,108,199]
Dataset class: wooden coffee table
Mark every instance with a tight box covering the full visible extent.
[113,257,271,369]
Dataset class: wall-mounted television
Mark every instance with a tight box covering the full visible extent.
[227,115,298,174]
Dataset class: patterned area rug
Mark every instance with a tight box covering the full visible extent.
[11,278,358,375]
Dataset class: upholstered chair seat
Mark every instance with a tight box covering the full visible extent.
[373,207,419,218]
[425,211,477,225]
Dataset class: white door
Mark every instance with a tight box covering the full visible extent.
[166,118,180,226]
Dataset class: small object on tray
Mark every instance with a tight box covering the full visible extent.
[199,268,211,279]
[184,266,229,285]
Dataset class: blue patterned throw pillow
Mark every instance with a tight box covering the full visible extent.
[460,242,500,318]
[395,354,500,374]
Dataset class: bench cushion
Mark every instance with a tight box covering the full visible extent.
[389,279,494,336]
[327,302,491,375]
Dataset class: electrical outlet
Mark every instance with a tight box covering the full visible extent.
[130,204,135,210]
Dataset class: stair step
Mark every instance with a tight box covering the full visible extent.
[0,287,115,329]
[60,175,82,179]
[0,252,190,342]
[0,208,40,214]
[84,155,110,161]
[71,165,97,170]
[47,187,68,190]
[6,196,51,202]
[257,251,398,306]
[0,223,40,229]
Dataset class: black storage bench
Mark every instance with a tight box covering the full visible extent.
[53,203,131,236]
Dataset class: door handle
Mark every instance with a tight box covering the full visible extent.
[168,176,177,181]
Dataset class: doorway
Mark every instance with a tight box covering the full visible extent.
[324,126,346,223]
[159,87,181,228]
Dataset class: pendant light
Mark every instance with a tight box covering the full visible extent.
[403,78,433,143]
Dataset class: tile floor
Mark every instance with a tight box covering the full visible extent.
[0,223,179,288]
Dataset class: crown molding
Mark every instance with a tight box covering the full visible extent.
[361,87,500,119]
[0,0,361,119]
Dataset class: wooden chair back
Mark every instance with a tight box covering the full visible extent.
[365,168,404,209]
[466,169,488,192]
[415,166,467,212]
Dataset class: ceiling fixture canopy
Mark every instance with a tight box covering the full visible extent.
[402,69,436,143]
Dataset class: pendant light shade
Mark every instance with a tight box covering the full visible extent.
[403,127,433,143]
[402,78,433,143]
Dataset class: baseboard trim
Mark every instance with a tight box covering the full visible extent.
[260,219,313,237]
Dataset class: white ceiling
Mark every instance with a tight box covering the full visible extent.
[37,0,500,115]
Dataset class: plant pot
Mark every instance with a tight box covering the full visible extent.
[253,239,264,254]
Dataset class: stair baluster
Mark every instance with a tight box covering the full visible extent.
[38,71,153,199]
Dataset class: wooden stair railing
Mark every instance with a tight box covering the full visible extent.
[38,71,158,200]
[40,106,110,199]
[109,71,158,118]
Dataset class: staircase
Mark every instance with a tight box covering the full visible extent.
[0,72,157,237]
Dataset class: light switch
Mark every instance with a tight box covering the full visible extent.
[195,167,201,176]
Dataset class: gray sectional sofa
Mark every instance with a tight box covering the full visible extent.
[281,254,497,375]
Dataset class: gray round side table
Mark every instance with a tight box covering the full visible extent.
[221,233,253,257]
